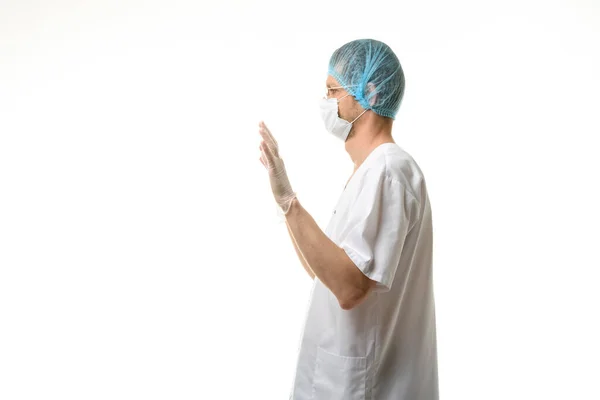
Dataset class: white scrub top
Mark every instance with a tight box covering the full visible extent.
[289,143,438,400]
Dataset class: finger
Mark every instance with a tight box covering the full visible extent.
[259,128,279,157]
[259,140,274,159]
[258,130,273,155]
[258,122,278,146]
[262,123,278,147]
[258,126,274,146]
[259,134,277,159]
[259,142,268,168]
[261,141,276,168]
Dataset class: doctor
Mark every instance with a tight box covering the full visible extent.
[258,39,439,400]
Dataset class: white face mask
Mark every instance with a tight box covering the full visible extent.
[319,94,368,142]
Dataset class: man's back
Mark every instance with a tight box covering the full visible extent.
[289,143,438,400]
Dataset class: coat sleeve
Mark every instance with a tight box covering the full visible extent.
[338,166,417,293]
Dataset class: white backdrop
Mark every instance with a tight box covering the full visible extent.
[1,1,599,399]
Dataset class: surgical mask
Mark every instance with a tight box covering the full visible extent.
[319,93,368,142]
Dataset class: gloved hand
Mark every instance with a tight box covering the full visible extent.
[258,121,297,215]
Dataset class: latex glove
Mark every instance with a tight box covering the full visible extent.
[258,121,297,214]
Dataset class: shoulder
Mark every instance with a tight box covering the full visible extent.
[365,144,425,203]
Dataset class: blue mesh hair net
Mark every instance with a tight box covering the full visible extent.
[328,39,405,119]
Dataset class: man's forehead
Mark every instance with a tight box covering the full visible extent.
[326,76,341,87]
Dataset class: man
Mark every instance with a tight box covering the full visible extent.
[258,39,438,400]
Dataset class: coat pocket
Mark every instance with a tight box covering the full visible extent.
[311,346,367,400]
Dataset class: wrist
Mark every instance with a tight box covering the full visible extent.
[282,195,299,217]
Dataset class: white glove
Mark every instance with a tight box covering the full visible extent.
[258,121,297,215]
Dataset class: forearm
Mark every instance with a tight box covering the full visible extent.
[285,220,315,280]
[284,197,357,305]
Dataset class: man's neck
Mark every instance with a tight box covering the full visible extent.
[345,117,395,172]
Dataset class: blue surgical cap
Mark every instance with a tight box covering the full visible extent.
[328,39,405,119]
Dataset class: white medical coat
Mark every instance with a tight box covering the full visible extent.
[289,143,438,400]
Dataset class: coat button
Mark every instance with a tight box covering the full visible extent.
[333,210,336,214]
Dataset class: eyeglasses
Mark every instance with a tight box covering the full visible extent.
[324,85,358,99]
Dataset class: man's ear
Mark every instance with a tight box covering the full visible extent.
[366,82,378,106]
